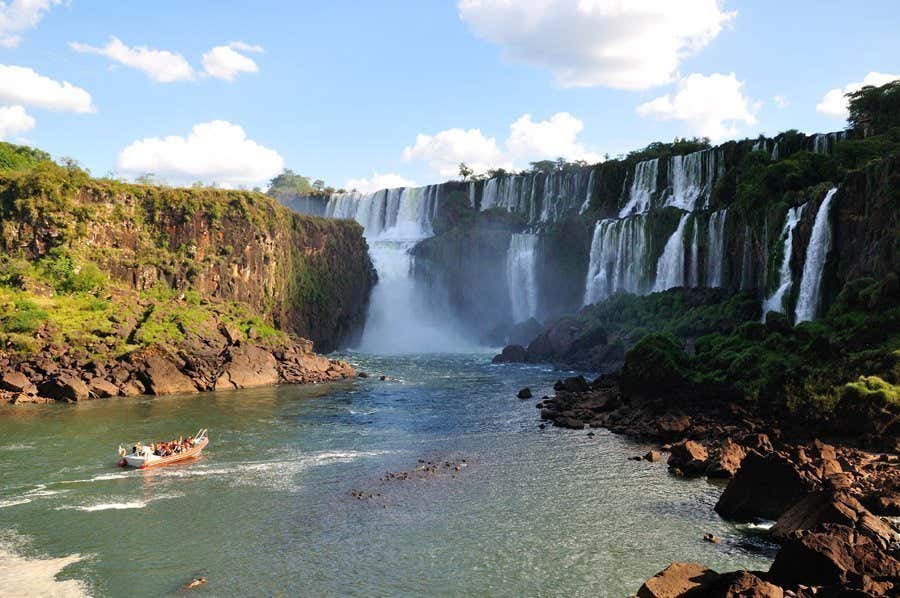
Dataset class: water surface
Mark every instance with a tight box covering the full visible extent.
[0,353,774,596]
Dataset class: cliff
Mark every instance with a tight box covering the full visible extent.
[0,153,376,404]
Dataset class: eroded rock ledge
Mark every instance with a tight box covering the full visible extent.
[536,375,899,596]
[1,324,354,405]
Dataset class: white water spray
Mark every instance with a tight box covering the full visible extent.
[795,188,838,323]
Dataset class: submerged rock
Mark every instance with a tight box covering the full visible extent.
[517,387,533,399]
[492,344,527,364]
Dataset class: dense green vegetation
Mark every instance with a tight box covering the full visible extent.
[0,150,372,358]
[621,277,900,416]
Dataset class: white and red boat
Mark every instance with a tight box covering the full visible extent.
[117,429,208,469]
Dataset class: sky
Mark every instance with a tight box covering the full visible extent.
[1,0,898,191]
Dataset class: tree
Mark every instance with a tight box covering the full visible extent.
[847,79,900,135]
[313,179,325,192]
[135,173,157,185]
[458,162,473,180]
[267,169,314,195]
[529,160,555,174]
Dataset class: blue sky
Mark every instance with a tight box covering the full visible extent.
[1,0,898,190]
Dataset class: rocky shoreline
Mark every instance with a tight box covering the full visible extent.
[0,324,355,405]
[532,374,899,596]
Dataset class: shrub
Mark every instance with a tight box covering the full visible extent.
[622,334,690,395]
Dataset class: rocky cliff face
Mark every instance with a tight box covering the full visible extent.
[0,166,376,352]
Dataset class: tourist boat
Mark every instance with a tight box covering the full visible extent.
[117,429,208,469]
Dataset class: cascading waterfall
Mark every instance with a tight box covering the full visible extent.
[619,158,659,217]
[507,233,539,323]
[795,188,838,323]
[688,216,700,287]
[482,168,593,224]
[323,186,474,353]
[762,203,806,316]
[583,215,650,304]
[706,209,727,287]
[654,212,690,292]
[739,226,754,290]
[579,169,595,213]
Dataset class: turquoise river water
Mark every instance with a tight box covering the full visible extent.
[0,352,775,597]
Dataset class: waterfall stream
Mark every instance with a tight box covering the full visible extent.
[507,233,539,323]
[762,204,806,316]
[795,188,838,323]
[654,212,690,292]
[583,216,650,304]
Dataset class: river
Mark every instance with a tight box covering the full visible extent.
[0,352,774,597]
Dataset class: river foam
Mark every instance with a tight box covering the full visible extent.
[0,534,89,597]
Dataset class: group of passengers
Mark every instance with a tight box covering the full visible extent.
[151,436,195,457]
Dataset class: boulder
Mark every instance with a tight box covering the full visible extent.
[685,571,783,597]
[715,452,818,521]
[644,450,664,463]
[214,345,279,390]
[863,492,900,516]
[554,375,590,393]
[491,345,527,364]
[706,439,747,478]
[655,415,693,440]
[0,371,37,395]
[139,354,198,395]
[88,378,120,399]
[741,433,774,455]
[770,491,896,545]
[667,440,709,476]
[517,387,533,399]
[637,562,719,598]
[768,524,900,587]
[36,375,90,402]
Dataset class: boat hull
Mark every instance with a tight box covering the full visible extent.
[120,437,208,469]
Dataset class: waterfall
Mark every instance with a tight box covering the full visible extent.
[762,204,806,316]
[583,215,650,304]
[795,188,838,323]
[739,226,753,290]
[619,158,659,217]
[481,168,593,224]
[811,131,846,155]
[664,148,724,211]
[507,233,539,323]
[579,169,595,213]
[771,142,780,161]
[320,185,475,352]
[688,216,700,287]
[705,209,727,287]
[654,212,690,292]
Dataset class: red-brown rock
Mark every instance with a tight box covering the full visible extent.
[638,562,719,598]
[715,452,819,521]
[684,571,783,597]
[139,354,198,395]
[706,439,747,478]
[667,440,709,476]
[36,375,90,402]
[0,371,37,395]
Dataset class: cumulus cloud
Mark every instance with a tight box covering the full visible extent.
[403,112,600,176]
[773,95,790,109]
[636,72,759,140]
[0,0,60,47]
[458,0,735,90]
[403,127,508,178]
[507,112,601,163]
[70,36,195,83]
[0,65,94,112]
[816,72,900,119]
[117,120,285,187]
[0,105,35,138]
[201,42,261,81]
[345,172,417,193]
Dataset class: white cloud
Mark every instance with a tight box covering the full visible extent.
[403,127,508,177]
[773,95,790,109]
[0,0,60,47]
[816,72,900,119]
[636,72,759,140]
[404,112,601,176]
[0,105,35,138]
[117,120,285,187]
[345,172,417,193]
[201,43,260,81]
[0,64,94,112]
[458,0,735,90]
[227,41,264,53]
[70,37,195,83]
[507,112,601,163]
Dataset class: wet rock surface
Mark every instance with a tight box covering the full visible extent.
[529,372,900,596]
